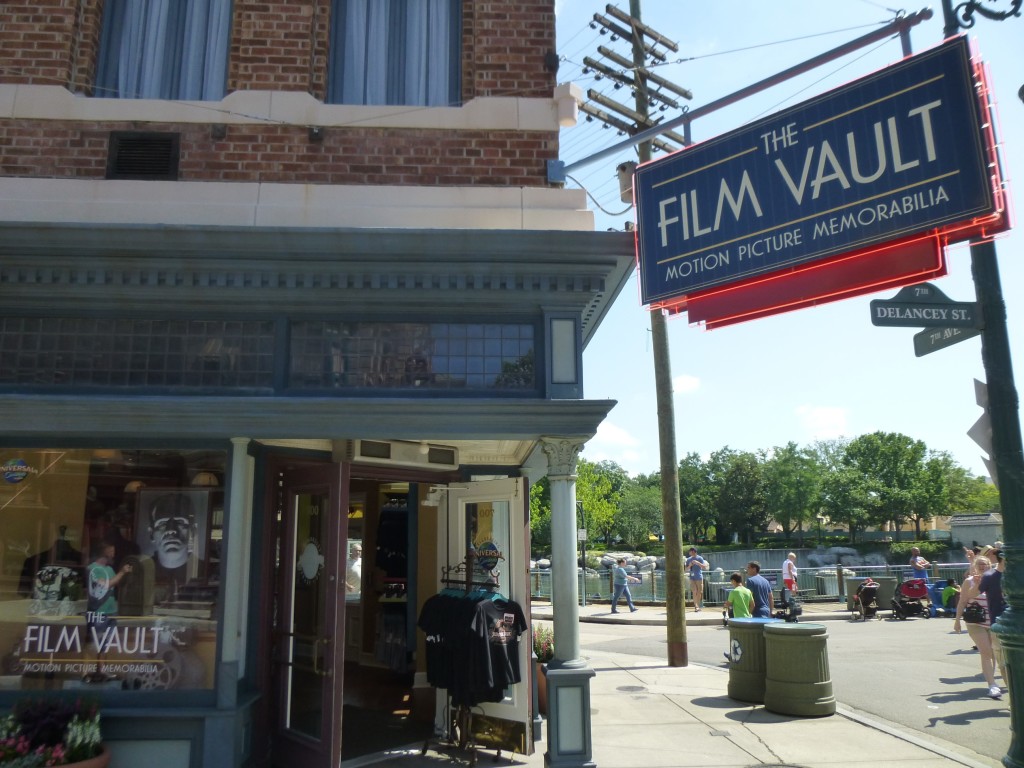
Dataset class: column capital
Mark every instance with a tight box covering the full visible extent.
[540,437,585,478]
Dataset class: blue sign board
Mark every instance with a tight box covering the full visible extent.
[634,36,994,305]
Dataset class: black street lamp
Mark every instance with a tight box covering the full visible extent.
[940,3,1024,766]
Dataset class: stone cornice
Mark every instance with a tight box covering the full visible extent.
[0,223,636,339]
[0,394,615,442]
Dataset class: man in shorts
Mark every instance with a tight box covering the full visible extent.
[684,547,710,612]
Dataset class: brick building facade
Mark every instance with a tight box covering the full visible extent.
[0,2,631,766]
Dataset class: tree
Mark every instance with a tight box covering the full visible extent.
[843,432,927,539]
[677,453,716,542]
[963,474,1001,514]
[819,465,874,542]
[575,459,620,545]
[709,448,767,545]
[616,481,661,549]
[912,451,955,537]
[763,441,822,544]
[529,476,551,553]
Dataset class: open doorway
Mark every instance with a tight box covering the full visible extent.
[340,478,430,761]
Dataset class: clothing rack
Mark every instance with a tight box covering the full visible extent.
[422,550,513,765]
[439,549,503,592]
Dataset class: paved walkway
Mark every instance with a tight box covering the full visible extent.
[343,599,1000,768]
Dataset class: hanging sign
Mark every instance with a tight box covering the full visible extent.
[634,36,1000,306]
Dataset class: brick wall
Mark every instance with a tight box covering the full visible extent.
[0,121,556,185]
[0,0,559,185]
[229,0,329,97]
[0,0,81,87]
[467,1,556,100]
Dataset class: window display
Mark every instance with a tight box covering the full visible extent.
[0,447,225,691]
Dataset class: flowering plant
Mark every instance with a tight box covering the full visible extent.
[533,624,554,664]
[0,698,102,767]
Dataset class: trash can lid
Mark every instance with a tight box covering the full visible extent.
[728,617,783,627]
[764,622,827,636]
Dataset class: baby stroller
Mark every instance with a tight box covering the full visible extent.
[852,579,881,620]
[892,578,931,620]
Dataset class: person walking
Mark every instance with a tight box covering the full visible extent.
[782,552,798,595]
[954,553,1005,699]
[684,547,710,612]
[745,561,774,618]
[611,558,639,614]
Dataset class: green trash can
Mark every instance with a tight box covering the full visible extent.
[763,622,836,717]
[726,617,781,703]
[874,576,898,614]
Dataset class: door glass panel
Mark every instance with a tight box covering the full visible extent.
[286,490,329,739]
[466,500,510,590]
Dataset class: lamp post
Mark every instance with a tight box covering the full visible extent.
[939,3,1024,766]
[577,501,586,607]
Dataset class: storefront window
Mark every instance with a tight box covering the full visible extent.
[0,447,225,691]
[289,321,536,391]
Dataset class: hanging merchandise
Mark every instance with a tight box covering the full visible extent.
[417,556,527,760]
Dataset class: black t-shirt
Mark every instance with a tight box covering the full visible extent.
[417,591,527,707]
[469,597,527,691]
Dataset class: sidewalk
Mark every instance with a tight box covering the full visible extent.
[345,599,999,768]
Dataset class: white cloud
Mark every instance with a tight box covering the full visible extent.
[795,405,849,440]
[594,420,641,446]
[673,374,700,394]
[581,421,651,475]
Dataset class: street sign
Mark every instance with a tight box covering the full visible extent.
[634,36,998,306]
[913,325,982,356]
[870,300,981,328]
[869,282,981,328]
[577,528,587,542]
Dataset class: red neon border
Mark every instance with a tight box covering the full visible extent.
[671,234,945,326]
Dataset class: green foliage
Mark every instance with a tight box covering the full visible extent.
[709,448,767,545]
[888,540,949,562]
[678,453,716,542]
[1,698,102,766]
[615,483,661,549]
[576,459,621,545]
[529,477,551,551]
[565,431,997,550]
[532,624,554,663]
[843,431,927,538]
[763,442,822,541]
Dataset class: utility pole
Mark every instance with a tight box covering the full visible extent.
[609,0,690,666]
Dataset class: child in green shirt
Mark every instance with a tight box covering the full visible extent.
[726,571,753,619]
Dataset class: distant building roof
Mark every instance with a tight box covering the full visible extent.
[949,513,1002,525]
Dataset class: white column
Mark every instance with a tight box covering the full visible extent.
[540,437,596,768]
[221,438,253,670]
[541,437,583,662]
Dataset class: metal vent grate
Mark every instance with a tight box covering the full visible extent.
[106,131,180,180]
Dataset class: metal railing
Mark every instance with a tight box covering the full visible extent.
[530,562,971,607]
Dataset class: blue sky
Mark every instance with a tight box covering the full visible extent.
[554,1,1024,478]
